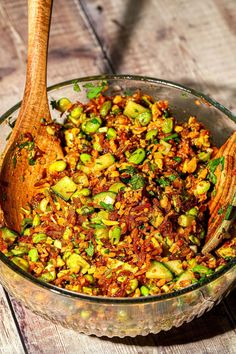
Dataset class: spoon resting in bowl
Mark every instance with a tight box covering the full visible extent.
[202,130,236,254]
[0,0,63,232]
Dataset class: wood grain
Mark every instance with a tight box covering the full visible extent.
[81,0,236,114]
[0,0,236,353]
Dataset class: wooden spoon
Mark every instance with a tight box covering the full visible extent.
[202,130,236,254]
[0,0,63,232]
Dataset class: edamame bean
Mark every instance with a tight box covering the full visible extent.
[57,97,71,112]
[49,160,67,173]
[187,207,198,217]
[140,285,149,296]
[195,180,211,195]
[82,118,101,134]
[162,118,173,134]
[80,153,92,165]
[100,101,112,117]
[70,106,83,119]
[128,148,146,164]
[107,127,117,140]
[137,110,152,126]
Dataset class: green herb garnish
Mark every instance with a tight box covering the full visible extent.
[85,241,94,257]
[129,174,146,190]
[84,81,107,99]
[208,157,225,184]
[73,80,81,92]
[156,177,170,187]
[173,157,182,163]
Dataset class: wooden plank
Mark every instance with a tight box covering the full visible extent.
[81,0,236,114]
[8,291,236,354]
[0,0,236,353]
[0,287,25,354]
[0,0,109,116]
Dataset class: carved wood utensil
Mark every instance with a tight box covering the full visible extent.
[0,0,63,231]
[202,130,236,254]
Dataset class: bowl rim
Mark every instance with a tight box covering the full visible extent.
[0,74,235,304]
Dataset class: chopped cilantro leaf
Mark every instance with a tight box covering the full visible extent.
[129,174,146,190]
[85,241,94,257]
[83,81,107,99]
[28,157,36,166]
[156,177,170,187]
[73,80,81,92]
[50,100,57,110]
[124,88,132,96]
[173,157,182,163]
[168,174,176,181]
[208,157,225,184]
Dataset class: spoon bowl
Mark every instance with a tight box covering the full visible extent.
[0,0,63,231]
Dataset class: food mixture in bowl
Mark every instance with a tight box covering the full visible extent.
[1,81,235,297]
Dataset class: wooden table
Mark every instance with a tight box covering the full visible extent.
[0,1,235,353]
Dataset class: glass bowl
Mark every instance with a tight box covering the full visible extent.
[0,75,235,338]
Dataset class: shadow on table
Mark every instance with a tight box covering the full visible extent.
[99,290,236,347]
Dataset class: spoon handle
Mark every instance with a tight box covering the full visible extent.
[15,0,53,133]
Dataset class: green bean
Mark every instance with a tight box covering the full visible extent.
[137,110,152,126]
[107,127,117,140]
[128,148,146,164]
[100,101,112,117]
[80,153,92,165]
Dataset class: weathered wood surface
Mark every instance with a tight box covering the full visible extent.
[0,0,236,353]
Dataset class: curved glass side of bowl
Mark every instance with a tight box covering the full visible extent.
[0,75,235,337]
